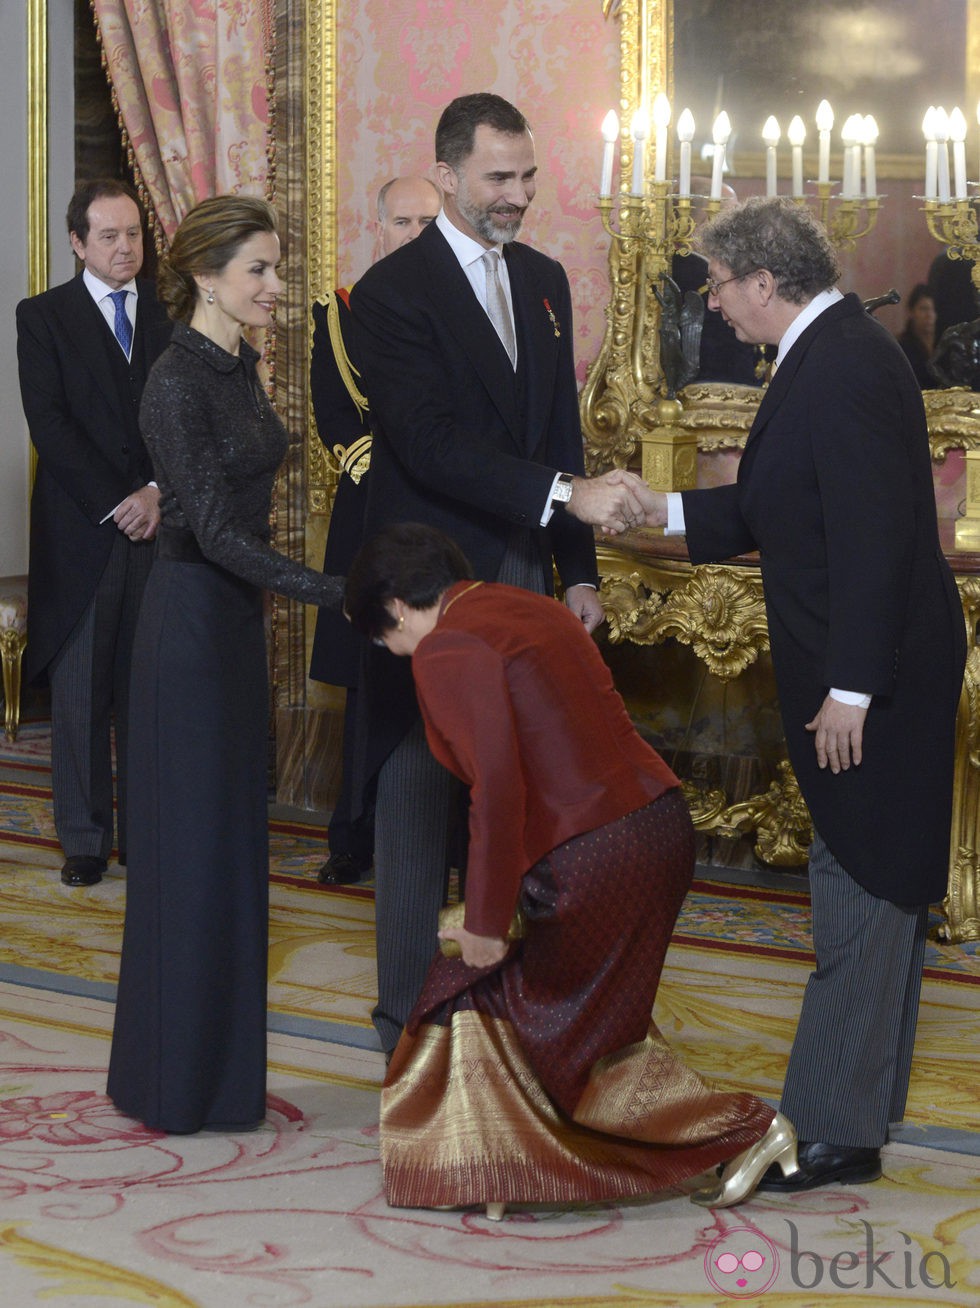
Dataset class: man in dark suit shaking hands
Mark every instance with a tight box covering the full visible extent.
[17,179,170,886]
[350,93,647,1056]
[637,197,966,1191]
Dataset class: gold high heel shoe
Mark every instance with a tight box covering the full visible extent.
[485,1203,506,1221]
[690,1111,798,1208]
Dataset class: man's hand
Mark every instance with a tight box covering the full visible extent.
[565,584,605,634]
[114,484,161,542]
[566,470,649,534]
[632,480,668,528]
[437,925,508,969]
[805,695,867,773]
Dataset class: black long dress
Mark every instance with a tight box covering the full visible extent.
[107,323,343,1133]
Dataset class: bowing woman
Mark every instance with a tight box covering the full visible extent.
[344,521,797,1215]
[107,196,344,1133]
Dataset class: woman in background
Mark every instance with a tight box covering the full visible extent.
[897,283,937,388]
[345,521,797,1216]
[108,196,343,1134]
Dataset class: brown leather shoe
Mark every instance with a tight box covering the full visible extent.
[60,856,107,887]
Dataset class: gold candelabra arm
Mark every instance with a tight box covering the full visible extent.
[801,183,881,251]
[924,199,980,299]
[583,187,722,470]
[826,196,880,251]
[924,197,980,252]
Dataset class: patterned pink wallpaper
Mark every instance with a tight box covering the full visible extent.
[335,0,621,381]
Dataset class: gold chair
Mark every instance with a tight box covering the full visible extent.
[0,577,28,742]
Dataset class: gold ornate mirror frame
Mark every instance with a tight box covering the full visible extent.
[304,0,336,517]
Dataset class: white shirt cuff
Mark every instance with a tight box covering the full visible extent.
[665,492,686,536]
[540,472,564,527]
[99,481,157,525]
[829,688,872,709]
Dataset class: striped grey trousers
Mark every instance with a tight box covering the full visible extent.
[778,834,929,1147]
[371,528,548,1053]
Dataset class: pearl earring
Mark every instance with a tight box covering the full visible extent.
[206,288,215,304]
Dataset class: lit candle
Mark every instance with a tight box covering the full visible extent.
[763,116,780,197]
[710,111,731,200]
[863,115,878,199]
[788,115,806,197]
[923,106,938,199]
[935,106,951,202]
[816,99,834,184]
[677,107,695,197]
[599,110,619,197]
[840,116,859,198]
[630,107,648,197]
[950,106,968,200]
[653,92,671,184]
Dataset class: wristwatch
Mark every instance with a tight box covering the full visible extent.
[551,472,574,506]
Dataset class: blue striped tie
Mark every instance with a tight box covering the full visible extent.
[109,289,132,355]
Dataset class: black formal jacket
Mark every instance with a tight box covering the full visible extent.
[17,274,171,681]
[349,220,599,786]
[682,293,965,906]
[309,289,370,688]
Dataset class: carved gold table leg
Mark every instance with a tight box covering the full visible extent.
[598,549,810,867]
[941,579,980,942]
[0,628,27,743]
[695,759,812,867]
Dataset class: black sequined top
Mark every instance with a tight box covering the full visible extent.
[140,322,343,609]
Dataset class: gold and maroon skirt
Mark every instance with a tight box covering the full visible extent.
[381,790,774,1209]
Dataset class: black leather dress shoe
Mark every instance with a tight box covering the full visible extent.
[60,856,107,887]
[317,852,370,885]
[755,1140,881,1192]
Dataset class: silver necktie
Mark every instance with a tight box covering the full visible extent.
[481,249,517,368]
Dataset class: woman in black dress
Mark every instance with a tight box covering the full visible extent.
[107,196,343,1133]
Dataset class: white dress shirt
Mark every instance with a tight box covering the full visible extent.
[84,268,137,361]
[434,209,569,527]
[82,270,156,522]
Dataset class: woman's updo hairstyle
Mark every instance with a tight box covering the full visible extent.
[157,195,279,322]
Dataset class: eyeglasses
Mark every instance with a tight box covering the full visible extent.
[703,270,758,297]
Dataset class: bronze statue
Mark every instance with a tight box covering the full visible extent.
[654,272,704,398]
[929,317,980,390]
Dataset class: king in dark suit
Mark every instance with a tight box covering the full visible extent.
[16,179,171,886]
[349,94,648,1055]
[639,197,966,1192]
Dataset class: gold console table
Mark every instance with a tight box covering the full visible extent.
[597,524,980,944]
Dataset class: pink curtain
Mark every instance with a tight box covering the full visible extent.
[91,0,275,244]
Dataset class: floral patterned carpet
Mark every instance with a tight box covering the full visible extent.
[0,722,979,1306]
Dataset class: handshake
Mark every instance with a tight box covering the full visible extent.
[564,469,668,536]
